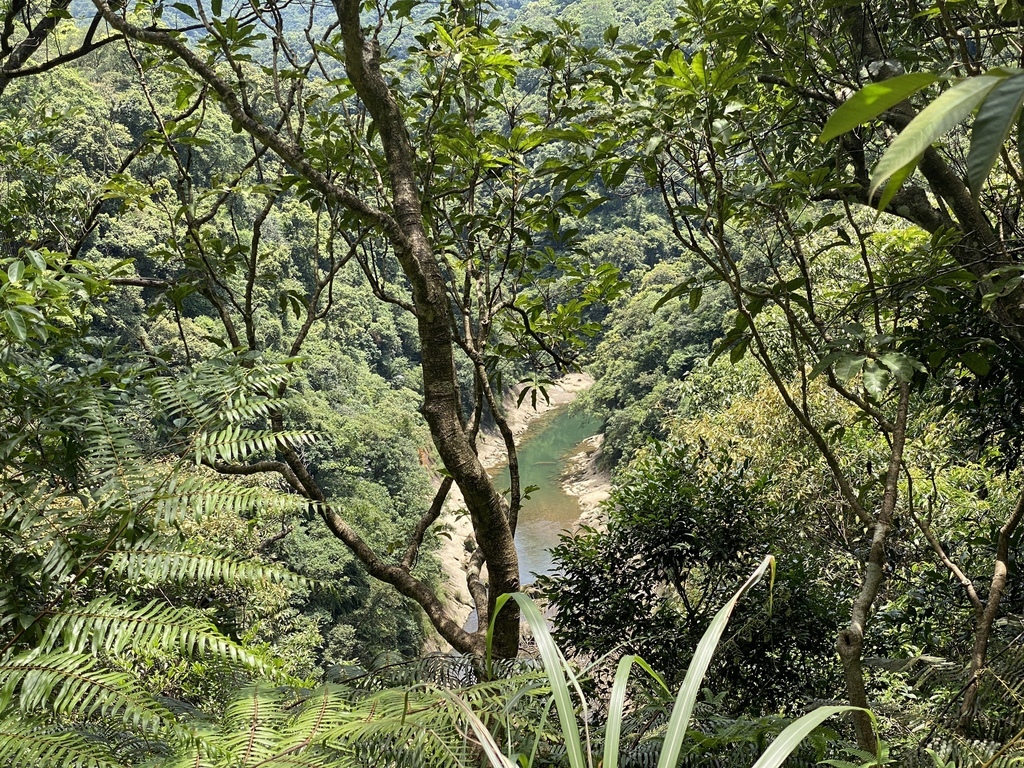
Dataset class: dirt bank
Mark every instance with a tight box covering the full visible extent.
[559,433,611,531]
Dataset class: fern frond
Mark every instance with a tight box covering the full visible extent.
[217,686,308,765]
[110,547,312,591]
[152,475,308,525]
[37,597,271,672]
[217,396,278,425]
[0,651,171,731]
[193,427,316,465]
[0,714,127,768]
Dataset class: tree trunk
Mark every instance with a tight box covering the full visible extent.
[93,0,524,659]
[836,382,911,753]
[957,490,1024,733]
[333,0,521,658]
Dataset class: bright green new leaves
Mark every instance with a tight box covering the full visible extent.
[0,250,100,345]
[967,73,1024,196]
[819,72,938,143]
[822,69,1024,204]
[869,74,1003,204]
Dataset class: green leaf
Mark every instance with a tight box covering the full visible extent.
[819,72,938,142]
[25,250,46,271]
[6,261,24,283]
[172,2,197,18]
[834,354,865,381]
[808,350,844,380]
[750,706,869,768]
[490,593,586,768]
[967,73,1024,197]
[211,0,222,16]
[652,280,690,312]
[960,351,990,376]
[3,309,27,341]
[656,556,775,768]
[876,157,918,212]
[862,361,890,397]
[870,75,1004,202]
[879,351,919,381]
[604,655,669,768]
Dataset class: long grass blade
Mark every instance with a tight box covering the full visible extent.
[490,593,587,768]
[655,555,775,768]
[438,690,518,768]
[750,705,868,768]
[604,654,667,768]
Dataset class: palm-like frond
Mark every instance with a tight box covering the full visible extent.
[193,426,316,466]
[37,597,272,672]
[0,714,130,768]
[150,475,309,525]
[1,356,317,766]
[110,545,313,591]
[0,651,172,730]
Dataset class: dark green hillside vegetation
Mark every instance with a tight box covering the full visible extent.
[4,0,1024,761]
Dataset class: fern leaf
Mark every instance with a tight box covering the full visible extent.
[37,597,272,672]
[110,548,312,591]
[0,714,127,768]
[153,476,307,525]
[0,651,170,731]
[193,428,316,465]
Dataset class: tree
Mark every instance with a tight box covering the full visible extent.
[554,0,1024,747]
[0,0,624,659]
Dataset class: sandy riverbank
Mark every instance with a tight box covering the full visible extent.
[559,433,611,531]
[430,373,610,644]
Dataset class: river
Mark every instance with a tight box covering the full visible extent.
[490,406,602,584]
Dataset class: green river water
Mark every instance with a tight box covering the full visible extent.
[491,407,602,585]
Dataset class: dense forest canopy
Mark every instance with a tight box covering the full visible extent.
[3,0,1024,763]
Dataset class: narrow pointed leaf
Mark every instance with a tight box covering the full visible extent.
[870,75,1004,201]
[604,655,667,768]
[490,593,585,768]
[750,706,868,768]
[656,556,775,768]
[876,157,918,211]
[820,72,937,142]
[967,73,1024,196]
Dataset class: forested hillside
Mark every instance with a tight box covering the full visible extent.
[3,0,1024,763]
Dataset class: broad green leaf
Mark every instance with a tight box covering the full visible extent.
[3,310,26,341]
[861,361,890,397]
[750,706,868,768]
[808,350,844,380]
[211,0,222,16]
[870,75,1004,202]
[25,250,46,271]
[876,157,918,212]
[656,556,775,768]
[834,354,865,381]
[960,351,990,376]
[967,73,1024,197]
[879,352,919,381]
[819,72,938,142]
[172,1,196,16]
